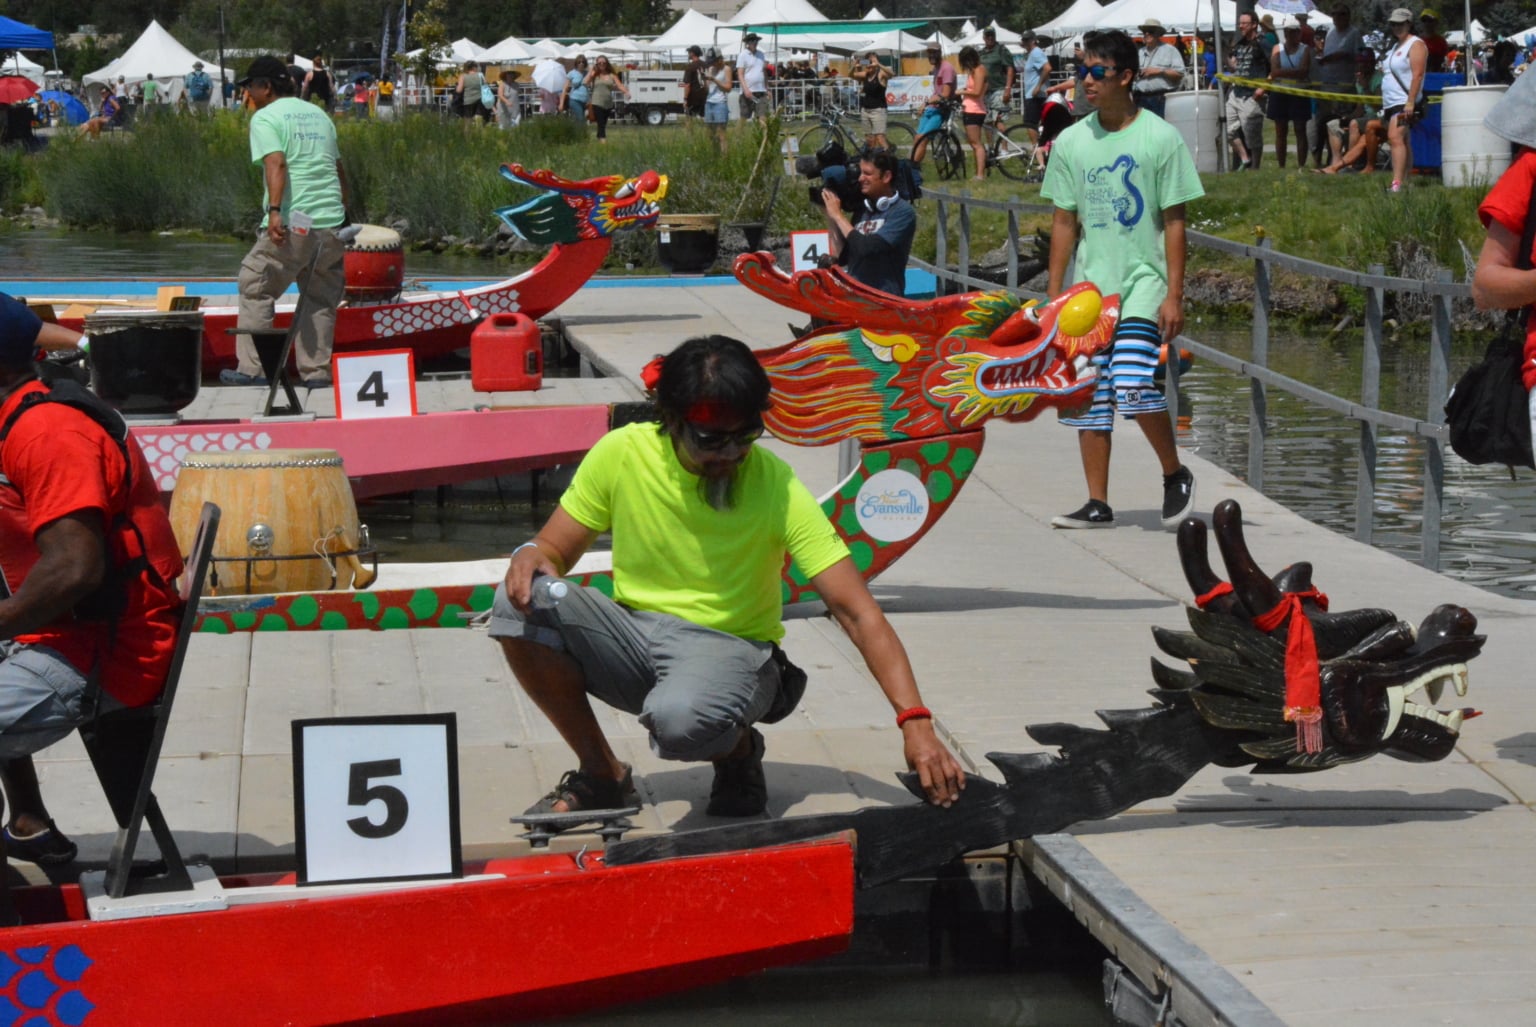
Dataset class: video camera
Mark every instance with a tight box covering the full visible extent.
[795,138,863,210]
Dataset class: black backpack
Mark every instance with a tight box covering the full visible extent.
[1445,174,1536,471]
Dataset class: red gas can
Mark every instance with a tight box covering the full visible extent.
[471,313,543,392]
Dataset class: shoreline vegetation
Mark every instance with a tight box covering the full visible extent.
[0,111,1495,330]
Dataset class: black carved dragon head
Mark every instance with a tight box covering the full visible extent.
[1155,500,1483,771]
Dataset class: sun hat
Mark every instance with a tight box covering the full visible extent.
[1484,59,1536,148]
[1260,13,1275,28]
[1140,18,1165,32]
[1278,15,1300,30]
[743,32,761,42]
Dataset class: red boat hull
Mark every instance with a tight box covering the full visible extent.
[3,840,854,1026]
[58,238,614,373]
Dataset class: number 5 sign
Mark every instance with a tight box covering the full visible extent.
[334,349,418,420]
[293,714,462,886]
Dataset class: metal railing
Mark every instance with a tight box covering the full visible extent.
[915,187,1470,570]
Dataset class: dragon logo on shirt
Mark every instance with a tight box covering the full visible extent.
[1085,154,1144,229]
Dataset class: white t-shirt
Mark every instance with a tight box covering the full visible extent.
[737,48,767,93]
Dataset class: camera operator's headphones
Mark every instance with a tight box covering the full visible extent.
[867,194,898,213]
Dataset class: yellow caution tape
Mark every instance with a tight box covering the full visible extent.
[1215,73,1441,105]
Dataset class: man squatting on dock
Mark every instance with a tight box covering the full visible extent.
[488,335,965,817]
[0,295,185,925]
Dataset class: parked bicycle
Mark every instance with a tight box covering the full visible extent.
[914,101,1034,181]
[797,99,915,159]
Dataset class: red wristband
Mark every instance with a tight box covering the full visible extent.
[896,706,932,728]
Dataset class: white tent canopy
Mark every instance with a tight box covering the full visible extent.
[652,8,724,52]
[1,51,49,84]
[481,35,540,62]
[955,20,1022,46]
[1091,0,1236,32]
[83,20,228,99]
[855,29,933,54]
[1035,0,1105,36]
[728,0,829,25]
[863,7,887,19]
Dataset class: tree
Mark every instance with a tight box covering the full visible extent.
[397,0,449,90]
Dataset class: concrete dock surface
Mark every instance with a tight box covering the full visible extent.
[20,280,1536,1026]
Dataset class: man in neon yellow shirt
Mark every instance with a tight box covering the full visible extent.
[490,335,964,819]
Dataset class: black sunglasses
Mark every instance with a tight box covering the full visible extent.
[684,421,765,451]
[1076,64,1125,81]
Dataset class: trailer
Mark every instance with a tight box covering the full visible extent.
[625,70,687,125]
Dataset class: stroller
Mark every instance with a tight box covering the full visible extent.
[1025,92,1075,182]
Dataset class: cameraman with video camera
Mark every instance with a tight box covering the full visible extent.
[819,149,916,298]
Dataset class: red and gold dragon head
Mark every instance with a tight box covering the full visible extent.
[496,165,668,245]
[736,253,1120,446]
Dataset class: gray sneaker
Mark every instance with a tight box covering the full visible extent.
[1161,467,1196,529]
[1051,500,1114,529]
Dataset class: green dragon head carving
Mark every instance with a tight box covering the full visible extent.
[495,165,668,245]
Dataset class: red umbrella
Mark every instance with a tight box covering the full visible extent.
[0,75,38,103]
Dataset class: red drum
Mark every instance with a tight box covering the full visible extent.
[343,224,404,303]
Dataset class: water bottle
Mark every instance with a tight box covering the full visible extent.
[530,574,569,611]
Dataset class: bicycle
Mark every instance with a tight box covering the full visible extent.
[796,98,915,159]
[913,102,1034,181]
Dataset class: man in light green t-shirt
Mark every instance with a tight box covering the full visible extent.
[1040,29,1204,532]
[488,336,964,821]
[221,55,349,389]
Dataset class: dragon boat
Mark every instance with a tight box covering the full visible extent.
[55,165,668,373]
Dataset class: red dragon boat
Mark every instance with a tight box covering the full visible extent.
[55,165,668,373]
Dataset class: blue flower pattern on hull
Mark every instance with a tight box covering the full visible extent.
[0,946,93,1026]
[1083,154,1144,230]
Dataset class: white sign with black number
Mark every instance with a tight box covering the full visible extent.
[334,348,418,420]
[293,714,462,886]
[790,230,832,274]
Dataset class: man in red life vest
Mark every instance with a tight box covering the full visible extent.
[0,294,184,925]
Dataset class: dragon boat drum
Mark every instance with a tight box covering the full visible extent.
[343,224,405,303]
[168,448,375,595]
[83,310,203,417]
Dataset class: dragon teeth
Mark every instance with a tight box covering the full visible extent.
[1403,700,1466,733]
[1455,668,1469,697]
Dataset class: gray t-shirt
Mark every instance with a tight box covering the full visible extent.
[1318,24,1363,84]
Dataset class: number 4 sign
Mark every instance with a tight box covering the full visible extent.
[334,349,418,420]
[790,230,832,274]
[293,714,462,886]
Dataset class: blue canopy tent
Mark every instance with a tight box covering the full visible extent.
[0,15,54,50]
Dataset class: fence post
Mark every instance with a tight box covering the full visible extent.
[1422,270,1452,570]
[935,197,949,288]
[958,193,972,289]
[1355,264,1385,544]
[1248,235,1271,490]
[1006,207,1020,290]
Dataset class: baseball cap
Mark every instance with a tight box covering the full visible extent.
[193,60,204,69]
[1388,8,1414,23]
[0,294,43,368]
[239,55,289,87]
[1420,8,1439,20]
[983,26,998,37]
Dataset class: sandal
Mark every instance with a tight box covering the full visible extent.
[3,820,78,866]
[523,764,639,816]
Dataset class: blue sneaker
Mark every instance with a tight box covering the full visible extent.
[219,369,269,386]
[4,820,77,865]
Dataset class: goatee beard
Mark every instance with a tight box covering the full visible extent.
[699,472,735,511]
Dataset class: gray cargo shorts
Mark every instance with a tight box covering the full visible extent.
[488,582,803,762]
[0,644,91,760]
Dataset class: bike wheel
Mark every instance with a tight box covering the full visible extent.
[928,131,964,180]
[989,124,1036,181]
[798,124,842,158]
[882,120,915,158]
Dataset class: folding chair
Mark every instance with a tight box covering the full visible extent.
[77,502,220,899]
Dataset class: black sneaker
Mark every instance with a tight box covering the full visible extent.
[1161,466,1196,529]
[3,820,77,865]
[707,727,767,817]
[218,368,269,386]
[522,763,639,816]
[1051,500,1114,529]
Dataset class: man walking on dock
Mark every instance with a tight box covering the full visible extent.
[221,55,348,390]
[1041,30,1203,530]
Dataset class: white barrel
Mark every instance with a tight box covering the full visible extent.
[1442,85,1511,188]
[1164,91,1221,174]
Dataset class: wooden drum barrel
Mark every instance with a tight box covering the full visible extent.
[168,448,374,594]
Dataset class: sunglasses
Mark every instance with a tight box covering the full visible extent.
[1076,64,1125,81]
[684,421,764,451]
